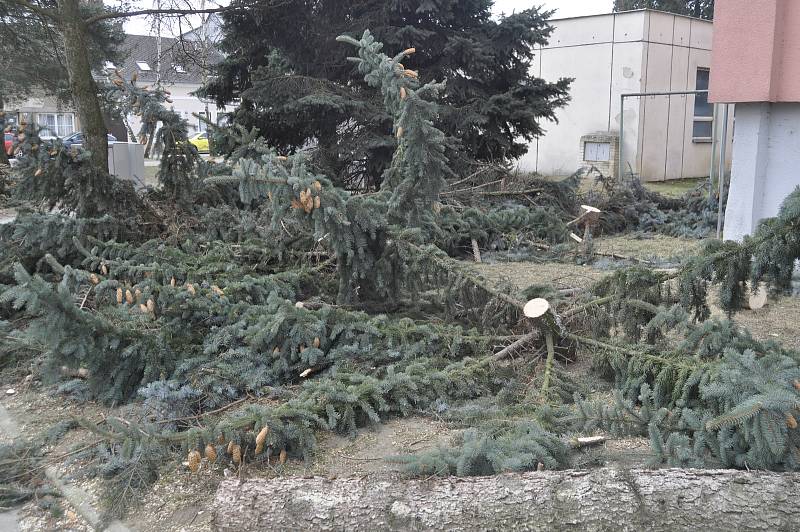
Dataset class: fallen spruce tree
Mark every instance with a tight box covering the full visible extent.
[1,29,800,522]
[213,468,800,531]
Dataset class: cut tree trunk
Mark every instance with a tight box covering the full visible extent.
[58,0,109,172]
[213,468,800,531]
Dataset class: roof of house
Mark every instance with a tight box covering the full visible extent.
[115,34,223,85]
[180,13,224,44]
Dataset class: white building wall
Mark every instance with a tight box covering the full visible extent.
[724,103,800,241]
[522,10,719,181]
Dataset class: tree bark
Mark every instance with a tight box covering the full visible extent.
[58,0,108,172]
[0,93,9,166]
[213,468,800,531]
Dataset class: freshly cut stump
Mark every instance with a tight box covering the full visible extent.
[745,282,768,310]
[213,468,800,531]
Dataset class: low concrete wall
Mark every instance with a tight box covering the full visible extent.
[724,102,800,240]
[108,142,146,186]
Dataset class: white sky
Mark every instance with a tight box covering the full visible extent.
[122,0,615,37]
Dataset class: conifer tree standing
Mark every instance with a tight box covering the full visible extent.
[614,0,714,19]
[207,0,572,189]
[2,0,230,173]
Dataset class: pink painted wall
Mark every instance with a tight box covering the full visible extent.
[709,0,800,103]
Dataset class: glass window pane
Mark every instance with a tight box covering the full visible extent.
[694,92,713,118]
[696,68,710,91]
[693,120,713,138]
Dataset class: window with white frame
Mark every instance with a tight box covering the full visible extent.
[37,113,75,138]
[692,68,713,142]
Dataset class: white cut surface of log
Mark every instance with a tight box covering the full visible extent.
[523,298,550,318]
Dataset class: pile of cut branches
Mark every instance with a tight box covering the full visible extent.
[1,30,799,523]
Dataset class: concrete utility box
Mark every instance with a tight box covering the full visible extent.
[579,132,619,178]
[108,142,146,187]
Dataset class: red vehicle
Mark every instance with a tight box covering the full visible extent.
[3,132,13,156]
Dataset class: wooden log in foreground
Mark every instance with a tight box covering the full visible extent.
[213,468,799,531]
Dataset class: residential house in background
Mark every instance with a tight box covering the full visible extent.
[119,33,233,140]
[519,9,732,181]
[5,93,81,140]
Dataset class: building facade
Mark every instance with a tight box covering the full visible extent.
[119,34,233,140]
[710,0,800,241]
[5,31,232,145]
[519,9,729,181]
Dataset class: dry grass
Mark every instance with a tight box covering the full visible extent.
[644,177,706,198]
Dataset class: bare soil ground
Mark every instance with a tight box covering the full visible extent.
[3,231,799,530]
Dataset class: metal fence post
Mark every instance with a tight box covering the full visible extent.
[716,104,730,239]
[618,94,624,181]
[708,103,718,200]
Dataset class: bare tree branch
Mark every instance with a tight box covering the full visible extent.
[4,0,61,22]
[84,6,231,26]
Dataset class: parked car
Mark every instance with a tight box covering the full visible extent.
[188,131,209,153]
[4,132,13,156]
[62,132,117,151]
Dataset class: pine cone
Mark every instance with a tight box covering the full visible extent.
[116,288,124,304]
[205,444,217,462]
[256,426,269,447]
[232,444,242,465]
[187,450,201,473]
[279,449,287,464]
[125,289,134,304]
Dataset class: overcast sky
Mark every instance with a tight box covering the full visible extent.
[123,0,615,36]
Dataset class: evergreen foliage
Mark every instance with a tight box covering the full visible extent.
[614,0,714,19]
[0,0,123,103]
[679,187,800,316]
[11,124,143,218]
[106,72,202,201]
[392,420,569,476]
[207,0,571,189]
[5,24,800,523]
